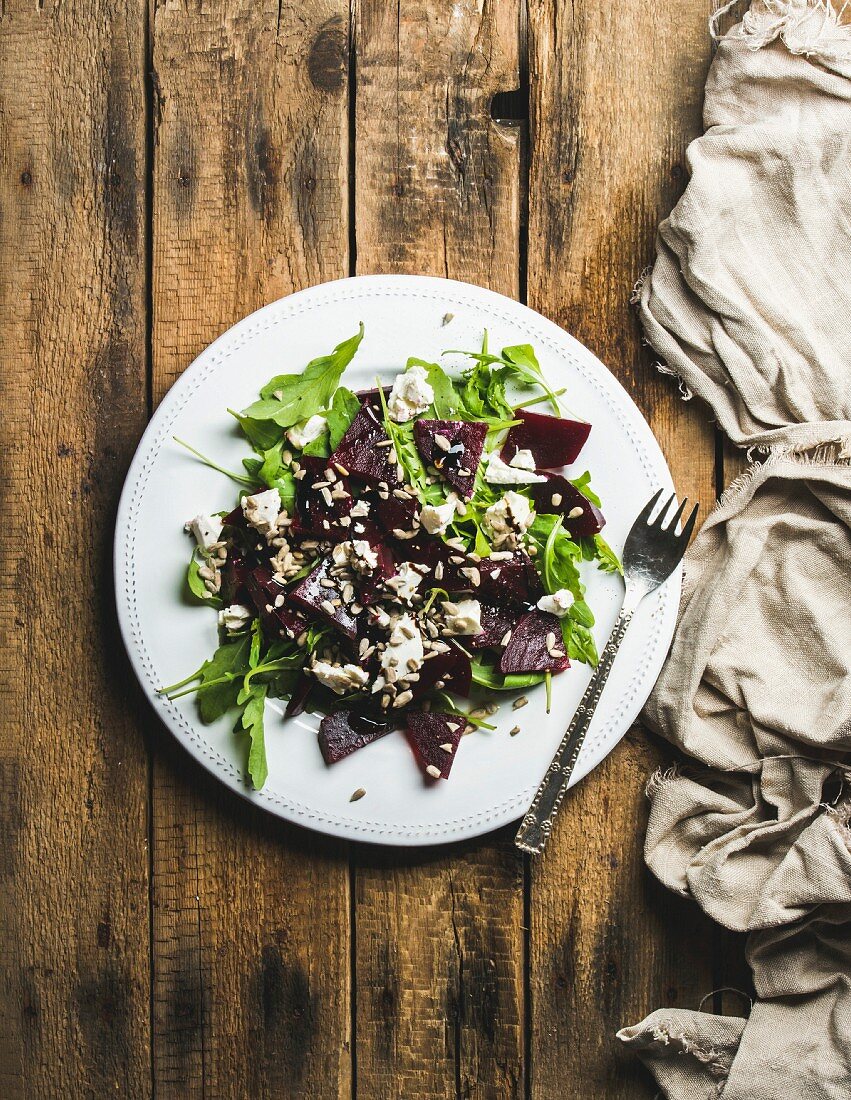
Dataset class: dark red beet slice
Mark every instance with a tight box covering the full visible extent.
[330,402,399,486]
[528,474,605,538]
[358,541,397,606]
[413,419,487,499]
[499,611,570,674]
[289,557,359,639]
[292,456,353,539]
[411,646,472,700]
[220,556,251,605]
[285,671,313,717]
[406,712,465,780]
[397,534,465,592]
[371,489,419,538]
[318,710,396,764]
[502,410,591,469]
[244,564,309,639]
[469,603,519,650]
[477,551,543,608]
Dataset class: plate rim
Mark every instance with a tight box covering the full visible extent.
[115,274,679,846]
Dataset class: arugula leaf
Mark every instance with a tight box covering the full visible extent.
[563,620,599,667]
[570,470,602,507]
[186,551,223,609]
[301,432,331,458]
[242,323,364,426]
[593,534,623,575]
[254,443,297,511]
[528,513,582,597]
[410,358,462,418]
[238,683,268,789]
[469,654,547,691]
[229,409,283,453]
[194,634,252,722]
[326,386,361,448]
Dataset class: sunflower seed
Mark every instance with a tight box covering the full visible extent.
[312,480,331,490]
[376,439,393,449]
[350,788,366,802]
[509,725,521,736]
[425,764,442,778]
[551,493,563,507]
[393,690,414,708]
[334,463,349,477]
[321,600,336,615]
[320,487,333,507]
[546,632,556,650]
[500,630,512,646]
[439,743,453,753]
[568,506,584,519]
[434,434,451,452]
[512,696,529,710]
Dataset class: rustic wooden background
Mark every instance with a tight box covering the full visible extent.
[1,0,749,1096]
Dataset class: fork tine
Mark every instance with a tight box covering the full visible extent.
[653,491,677,528]
[666,496,689,533]
[636,488,665,526]
[679,502,700,545]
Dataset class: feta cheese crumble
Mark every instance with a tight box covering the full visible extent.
[386,562,424,602]
[419,495,458,536]
[442,598,483,636]
[484,452,547,485]
[332,539,378,575]
[311,661,370,695]
[286,414,327,450]
[537,589,575,617]
[483,490,535,549]
[242,487,281,534]
[186,513,224,550]
[380,613,424,676]
[509,449,537,471]
[387,365,434,423]
[218,603,253,632]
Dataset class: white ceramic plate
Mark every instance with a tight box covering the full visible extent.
[115,275,678,846]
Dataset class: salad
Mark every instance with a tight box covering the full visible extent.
[162,325,621,790]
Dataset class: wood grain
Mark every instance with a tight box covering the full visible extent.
[526,1,719,1095]
[353,1,525,1095]
[0,0,151,1095]
[149,2,352,1095]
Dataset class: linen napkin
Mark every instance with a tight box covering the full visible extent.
[615,3,851,1097]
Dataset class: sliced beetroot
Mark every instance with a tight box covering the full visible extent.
[289,557,359,639]
[285,671,313,718]
[222,502,251,529]
[502,409,591,469]
[292,456,353,539]
[358,541,397,606]
[413,419,487,499]
[411,645,472,700]
[318,710,396,764]
[220,555,251,605]
[244,564,309,639]
[398,533,465,591]
[371,489,419,538]
[528,474,605,537]
[406,712,465,780]
[499,611,570,674]
[477,551,543,608]
[469,603,519,650]
[330,402,399,486]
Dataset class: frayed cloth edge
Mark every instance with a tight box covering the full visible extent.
[711,0,851,68]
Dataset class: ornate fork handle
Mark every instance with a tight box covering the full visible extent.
[515,605,635,855]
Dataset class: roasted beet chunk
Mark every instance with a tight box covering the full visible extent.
[244,564,309,639]
[371,488,419,538]
[411,646,472,700]
[413,419,487,499]
[318,710,395,764]
[330,401,399,485]
[292,456,353,539]
[289,557,359,639]
[476,551,543,608]
[500,611,570,674]
[285,671,313,718]
[528,474,605,537]
[502,410,591,469]
[406,712,465,780]
[469,603,519,650]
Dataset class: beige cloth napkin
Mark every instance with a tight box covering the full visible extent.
[616,3,851,1097]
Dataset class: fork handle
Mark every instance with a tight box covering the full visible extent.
[514,605,634,856]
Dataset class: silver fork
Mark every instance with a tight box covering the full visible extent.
[514,489,699,856]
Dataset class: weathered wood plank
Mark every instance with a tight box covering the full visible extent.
[526,1,719,1095]
[150,2,352,1095]
[353,1,525,1095]
[0,1,150,1096]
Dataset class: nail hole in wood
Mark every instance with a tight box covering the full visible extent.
[490,88,527,125]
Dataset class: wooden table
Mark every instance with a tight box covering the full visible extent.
[1,2,746,1096]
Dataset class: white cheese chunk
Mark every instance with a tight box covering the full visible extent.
[537,589,575,617]
[241,487,281,534]
[443,598,483,636]
[387,365,434,423]
[311,661,370,695]
[509,448,537,471]
[332,539,378,575]
[286,414,327,450]
[218,603,253,632]
[386,562,424,602]
[484,491,535,546]
[186,513,224,550]
[419,496,458,536]
[484,452,547,485]
[350,499,371,518]
[380,613,424,676]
